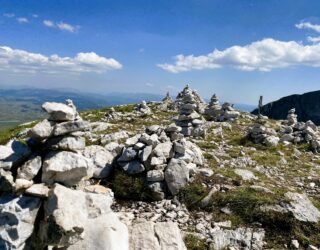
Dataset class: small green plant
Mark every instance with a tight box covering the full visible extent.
[111,170,145,200]
[179,181,208,210]
[183,234,208,250]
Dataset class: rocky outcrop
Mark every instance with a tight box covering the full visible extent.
[252,90,320,125]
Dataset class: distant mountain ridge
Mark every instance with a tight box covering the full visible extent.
[0,88,163,129]
[252,90,320,125]
[0,88,255,130]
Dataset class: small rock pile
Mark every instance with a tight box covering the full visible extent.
[248,123,280,147]
[219,102,241,121]
[279,109,320,146]
[174,88,206,137]
[105,107,120,121]
[117,123,204,200]
[159,92,175,111]
[286,108,298,126]
[175,84,207,114]
[205,94,222,120]
[135,100,152,114]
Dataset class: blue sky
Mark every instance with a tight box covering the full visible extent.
[1,0,320,104]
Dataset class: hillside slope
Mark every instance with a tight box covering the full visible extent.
[252,90,320,125]
[0,88,162,129]
[0,87,320,250]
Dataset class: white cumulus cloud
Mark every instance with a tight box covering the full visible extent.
[16,17,29,24]
[307,36,320,43]
[158,38,320,73]
[295,21,320,33]
[43,20,79,33]
[43,20,55,27]
[0,46,122,74]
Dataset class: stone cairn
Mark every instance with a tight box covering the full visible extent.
[205,94,222,120]
[247,123,280,147]
[248,108,320,150]
[105,107,119,121]
[159,91,175,111]
[117,123,204,200]
[219,102,240,121]
[205,94,240,122]
[175,84,207,114]
[286,108,298,126]
[174,88,206,137]
[0,100,199,249]
[135,100,152,114]
[0,100,131,249]
[279,109,320,151]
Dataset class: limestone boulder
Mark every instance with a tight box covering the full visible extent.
[42,151,93,186]
[0,140,31,170]
[82,145,114,178]
[47,135,86,152]
[42,102,76,121]
[42,184,128,249]
[130,221,186,250]
[28,119,54,140]
[17,155,42,181]
[165,158,189,195]
[0,195,41,250]
[52,120,90,136]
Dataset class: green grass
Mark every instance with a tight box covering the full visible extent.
[110,170,146,200]
[184,234,208,250]
[0,121,37,145]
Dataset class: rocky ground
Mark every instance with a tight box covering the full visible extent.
[0,86,320,250]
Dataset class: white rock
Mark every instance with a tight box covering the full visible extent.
[284,192,320,223]
[234,169,257,181]
[153,141,173,159]
[42,101,76,121]
[104,142,123,156]
[0,140,31,170]
[28,119,54,140]
[209,227,265,250]
[130,221,186,250]
[47,135,86,151]
[82,145,114,178]
[52,120,90,136]
[101,131,129,145]
[14,178,33,191]
[43,184,128,249]
[118,147,137,162]
[25,183,50,198]
[165,158,189,195]
[264,136,280,147]
[42,151,93,186]
[125,135,141,146]
[291,239,299,249]
[147,170,164,182]
[17,155,42,181]
[0,195,41,249]
[139,145,153,162]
